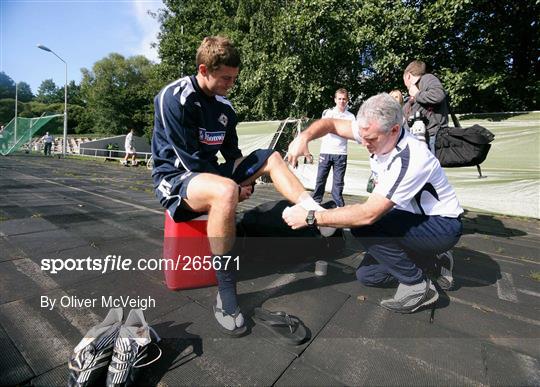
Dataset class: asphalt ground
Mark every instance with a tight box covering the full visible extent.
[0,153,539,386]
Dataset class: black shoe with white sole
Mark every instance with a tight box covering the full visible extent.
[380,279,439,314]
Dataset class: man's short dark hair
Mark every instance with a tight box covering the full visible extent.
[404,60,427,77]
[196,36,241,73]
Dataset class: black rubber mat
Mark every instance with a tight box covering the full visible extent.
[275,357,345,386]
[300,298,490,385]
[0,217,59,237]
[0,259,56,304]
[30,364,68,387]
[482,341,540,386]
[246,277,349,355]
[0,298,82,375]
[0,237,26,263]
[0,324,34,385]
[150,301,296,386]
[9,228,90,255]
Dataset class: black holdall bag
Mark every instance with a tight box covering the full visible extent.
[435,108,495,177]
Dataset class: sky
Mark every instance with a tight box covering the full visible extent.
[0,0,164,94]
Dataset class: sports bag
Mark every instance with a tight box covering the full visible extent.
[435,123,494,168]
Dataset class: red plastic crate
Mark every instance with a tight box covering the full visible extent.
[163,212,217,290]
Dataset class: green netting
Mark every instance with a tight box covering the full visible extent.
[0,114,63,156]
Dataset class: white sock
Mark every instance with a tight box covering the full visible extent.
[297,192,325,211]
[296,192,336,237]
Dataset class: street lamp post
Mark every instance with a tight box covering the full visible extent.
[37,44,68,157]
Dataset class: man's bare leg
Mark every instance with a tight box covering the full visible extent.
[184,173,238,254]
[239,151,307,202]
[184,173,242,326]
[239,151,336,236]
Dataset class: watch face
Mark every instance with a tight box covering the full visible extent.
[306,211,315,225]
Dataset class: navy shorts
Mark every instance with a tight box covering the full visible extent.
[156,149,274,221]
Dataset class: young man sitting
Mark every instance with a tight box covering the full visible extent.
[151,36,334,335]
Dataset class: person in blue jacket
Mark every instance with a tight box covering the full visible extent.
[152,36,334,336]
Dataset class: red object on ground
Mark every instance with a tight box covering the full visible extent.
[163,212,217,290]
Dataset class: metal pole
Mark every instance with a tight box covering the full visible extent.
[63,61,68,157]
[14,82,18,143]
[37,44,68,157]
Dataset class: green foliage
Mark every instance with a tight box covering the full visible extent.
[155,0,539,115]
[0,98,17,125]
[0,72,16,99]
[36,79,63,104]
[17,82,34,102]
[80,53,160,137]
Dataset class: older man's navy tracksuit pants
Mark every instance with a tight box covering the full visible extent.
[352,209,462,286]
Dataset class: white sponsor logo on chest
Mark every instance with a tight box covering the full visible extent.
[199,128,225,145]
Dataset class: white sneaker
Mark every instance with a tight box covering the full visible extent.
[106,309,161,387]
[68,308,123,387]
[380,279,439,313]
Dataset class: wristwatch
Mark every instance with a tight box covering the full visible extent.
[305,210,317,226]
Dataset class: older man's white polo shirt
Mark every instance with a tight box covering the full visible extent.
[353,125,463,218]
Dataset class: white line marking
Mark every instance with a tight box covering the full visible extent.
[449,296,540,326]
[496,272,518,303]
[517,288,540,298]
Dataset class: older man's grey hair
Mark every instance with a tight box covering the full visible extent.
[356,93,403,133]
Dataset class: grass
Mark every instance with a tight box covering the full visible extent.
[529,271,540,282]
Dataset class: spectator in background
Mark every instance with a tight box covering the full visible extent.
[402,60,450,152]
[312,88,355,207]
[42,132,54,156]
[122,128,137,166]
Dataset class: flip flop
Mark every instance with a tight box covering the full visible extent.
[253,308,309,345]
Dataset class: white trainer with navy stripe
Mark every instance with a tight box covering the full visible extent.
[68,308,123,387]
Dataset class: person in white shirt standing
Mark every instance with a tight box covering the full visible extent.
[312,88,355,207]
[42,132,54,156]
[284,93,463,314]
[122,129,137,166]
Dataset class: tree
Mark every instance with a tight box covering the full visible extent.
[80,53,159,135]
[36,79,62,104]
[17,82,34,102]
[154,0,538,117]
[0,72,16,99]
